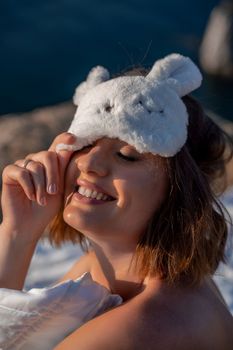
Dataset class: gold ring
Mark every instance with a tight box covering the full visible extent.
[22,159,33,169]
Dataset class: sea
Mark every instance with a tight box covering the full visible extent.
[0,0,232,120]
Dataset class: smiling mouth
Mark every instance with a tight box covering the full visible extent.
[74,185,115,202]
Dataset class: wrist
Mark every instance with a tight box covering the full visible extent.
[0,222,40,247]
[0,223,38,289]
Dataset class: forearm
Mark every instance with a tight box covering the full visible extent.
[0,224,38,290]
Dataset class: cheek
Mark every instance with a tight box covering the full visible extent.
[125,168,168,214]
[150,173,169,211]
[113,172,157,210]
[113,171,146,205]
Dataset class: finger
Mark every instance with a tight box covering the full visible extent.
[49,133,76,184]
[22,152,60,195]
[42,152,59,195]
[25,161,47,206]
[48,132,76,152]
[2,164,36,201]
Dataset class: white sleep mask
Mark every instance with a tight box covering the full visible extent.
[57,53,202,157]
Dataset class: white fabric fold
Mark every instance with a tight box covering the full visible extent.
[0,272,122,350]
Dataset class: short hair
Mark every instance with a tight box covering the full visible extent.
[48,70,233,286]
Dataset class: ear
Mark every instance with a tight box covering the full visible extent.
[73,66,110,106]
[146,53,202,96]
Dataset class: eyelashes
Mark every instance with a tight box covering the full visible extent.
[117,152,137,162]
[81,144,93,151]
[80,145,138,162]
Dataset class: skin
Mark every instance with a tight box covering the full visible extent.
[0,133,232,349]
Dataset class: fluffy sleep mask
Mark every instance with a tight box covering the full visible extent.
[57,53,202,157]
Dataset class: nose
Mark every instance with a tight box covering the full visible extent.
[76,146,109,177]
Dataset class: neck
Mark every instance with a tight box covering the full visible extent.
[89,239,145,300]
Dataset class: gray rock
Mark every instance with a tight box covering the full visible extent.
[199,0,233,79]
[0,101,75,186]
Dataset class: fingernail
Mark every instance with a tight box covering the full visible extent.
[40,196,47,206]
[56,144,74,153]
[48,183,57,194]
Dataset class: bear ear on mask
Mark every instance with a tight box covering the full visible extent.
[73,66,110,106]
[146,53,202,97]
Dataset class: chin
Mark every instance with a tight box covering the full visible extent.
[63,205,86,230]
[63,204,103,234]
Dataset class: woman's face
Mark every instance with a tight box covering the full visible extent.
[63,137,169,245]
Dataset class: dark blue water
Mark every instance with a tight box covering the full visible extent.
[1,0,232,120]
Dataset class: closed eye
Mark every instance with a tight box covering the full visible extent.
[117,152,137,162]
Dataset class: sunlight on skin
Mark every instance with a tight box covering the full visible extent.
[62,138,168,246]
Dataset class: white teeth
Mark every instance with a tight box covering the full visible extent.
[91,190,98,198]
[96,193,104,200]
[77,186,110,201]
[78,186,86,195]
[84,188,92,197]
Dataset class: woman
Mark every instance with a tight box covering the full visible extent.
[0,54,233,349]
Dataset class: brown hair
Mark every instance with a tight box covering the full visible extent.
[135,95,233,285]
[48,71,233,286]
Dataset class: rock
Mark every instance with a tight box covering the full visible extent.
[0,101,75,186]
[199,0,233,79]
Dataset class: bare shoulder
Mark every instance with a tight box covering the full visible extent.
[54,279,233,350]
[54,293,170,350]
[58,250,95,283]
[54,293,196,350]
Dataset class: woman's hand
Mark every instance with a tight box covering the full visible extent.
[1,132,75,244]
